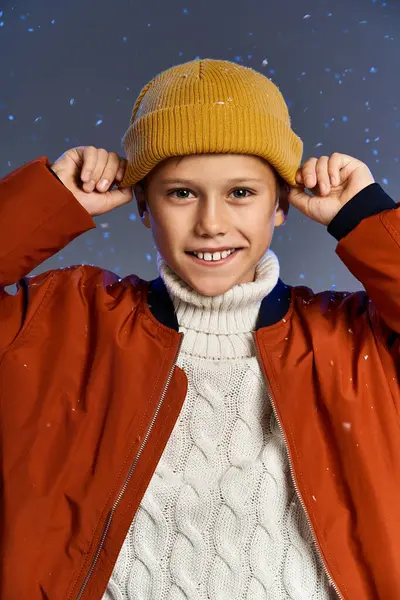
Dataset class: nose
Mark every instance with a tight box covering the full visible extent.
[194,196,230,238]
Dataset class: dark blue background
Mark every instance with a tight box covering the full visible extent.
[1,0,399,291]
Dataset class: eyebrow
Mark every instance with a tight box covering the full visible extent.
[158,177,266,185]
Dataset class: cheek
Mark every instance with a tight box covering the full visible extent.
[239,208,275,238]
[149,210,186,250]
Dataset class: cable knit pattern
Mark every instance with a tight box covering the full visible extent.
[104,250,337,600]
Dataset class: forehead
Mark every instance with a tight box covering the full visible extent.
[148,154,277,182]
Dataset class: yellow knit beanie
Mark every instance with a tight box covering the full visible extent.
[120,59,303,188]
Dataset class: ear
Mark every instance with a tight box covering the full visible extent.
[134,183,151,229]
[274,180,289,227]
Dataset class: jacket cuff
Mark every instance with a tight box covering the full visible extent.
[327,183,396,241]
[47,164,65,185]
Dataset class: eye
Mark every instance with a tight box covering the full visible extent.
[168,188,194,200]
[231,188,252,199]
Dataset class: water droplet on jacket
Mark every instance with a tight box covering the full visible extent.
[312,495,317,501]
[342,422,351,431]
[364,354,369,360]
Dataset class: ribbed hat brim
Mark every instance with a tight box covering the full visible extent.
[120,104,302,188]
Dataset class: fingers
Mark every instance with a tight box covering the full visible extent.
[327,152,347,187]
[295,153,346,196]
[83,148,109,192]
[95,153,126,192]
[115,158,127,183]
[297,157,318,190]
[80,147,127,193]
[80,146,99,186]
[315,156,330,194]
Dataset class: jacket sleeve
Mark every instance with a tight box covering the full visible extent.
[0,156,96,352]
[328,183,400,335]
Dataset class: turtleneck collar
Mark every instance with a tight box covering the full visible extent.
[156,250,280,359]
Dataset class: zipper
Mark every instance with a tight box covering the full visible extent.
[74,333,184,600]
[253,332,344,600]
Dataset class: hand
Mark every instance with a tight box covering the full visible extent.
[50,146,133,217]
[288,153,375,226]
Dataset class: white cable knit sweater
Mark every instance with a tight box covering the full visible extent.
[104,250,336,600]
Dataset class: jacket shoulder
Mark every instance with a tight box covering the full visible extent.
[292,283,397,343]
[291,283,371,325]
[293,283,367,307]
[21,264,145,294]
[2,266,147,351]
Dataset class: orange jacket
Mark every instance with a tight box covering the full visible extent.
[1,157,400,600]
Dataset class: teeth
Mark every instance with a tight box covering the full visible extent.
[192,248,236,261]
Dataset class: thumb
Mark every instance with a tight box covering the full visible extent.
[104,186,134,211]
[288,185,311,214]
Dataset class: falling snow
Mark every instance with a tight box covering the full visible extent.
[0,0,397,295]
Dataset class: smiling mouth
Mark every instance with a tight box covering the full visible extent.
[186,248,241,265]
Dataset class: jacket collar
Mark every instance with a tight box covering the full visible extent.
[147,276,292,332]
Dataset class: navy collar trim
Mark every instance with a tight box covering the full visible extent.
[147,276,292,332]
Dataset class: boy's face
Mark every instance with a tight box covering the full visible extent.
[135,154,288,297]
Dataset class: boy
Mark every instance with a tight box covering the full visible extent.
[1,58,399,599]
